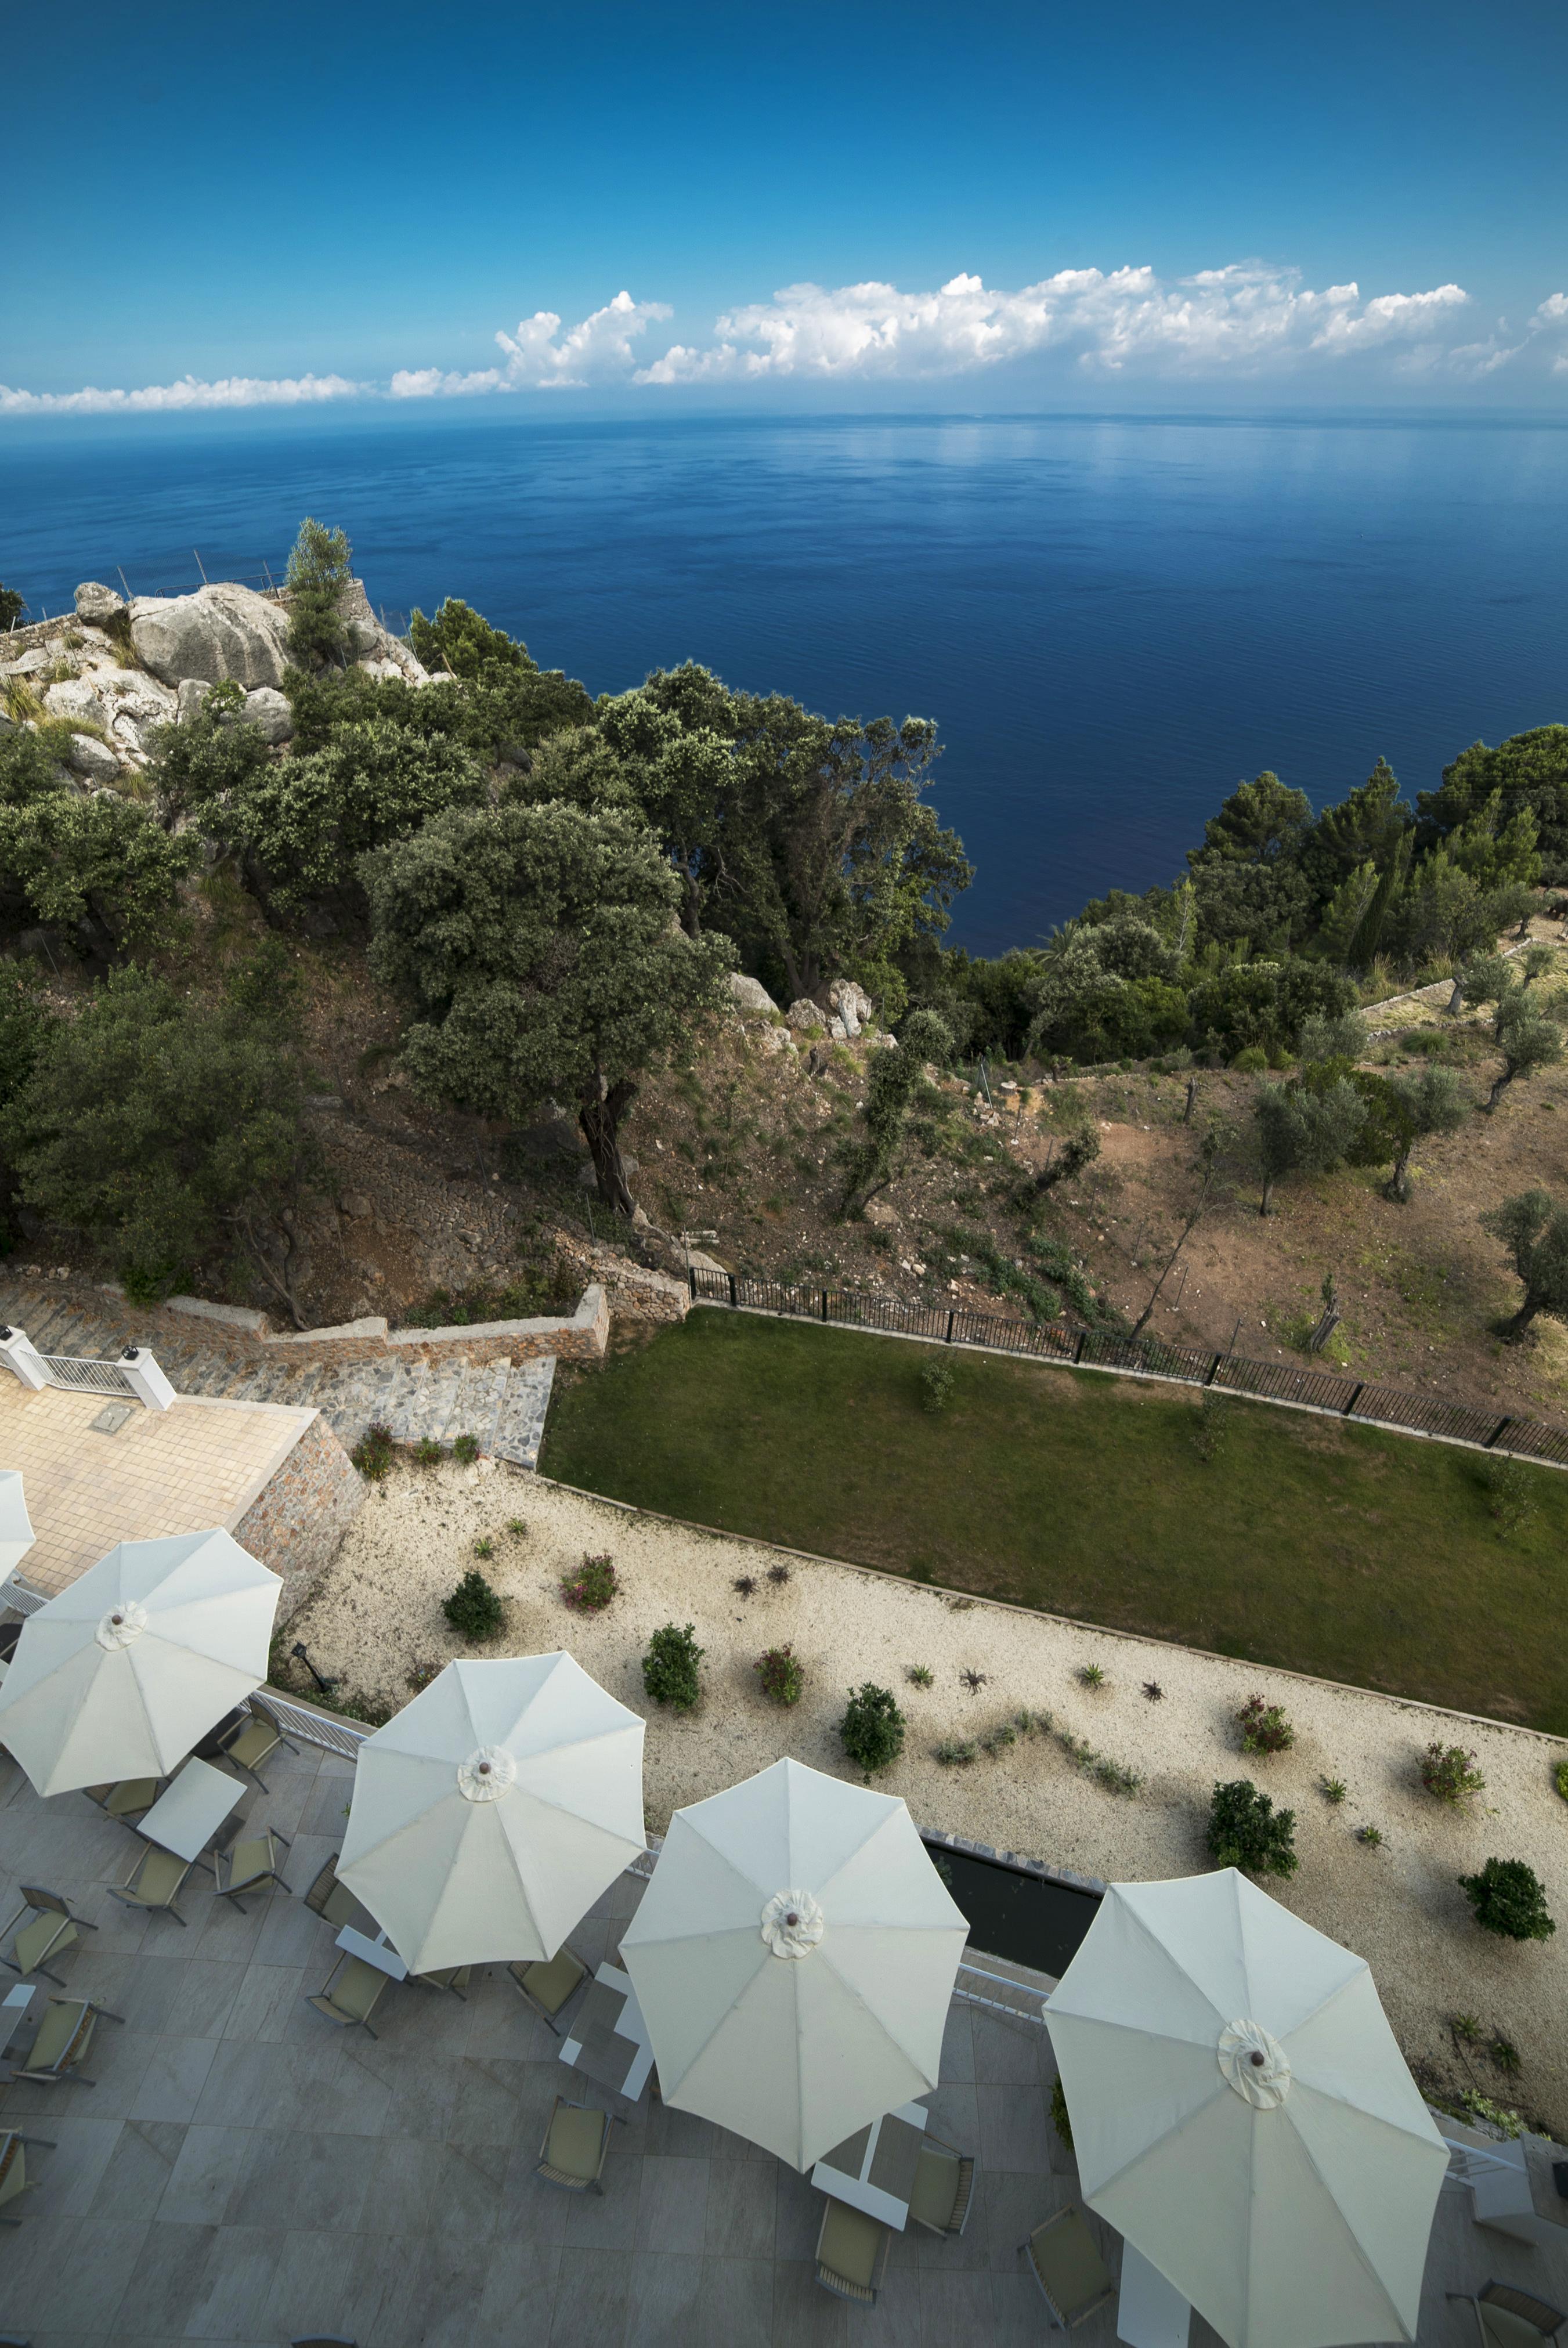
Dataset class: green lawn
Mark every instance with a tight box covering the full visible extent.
[541,1308,1568,1733]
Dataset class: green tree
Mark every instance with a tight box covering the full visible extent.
[1186,772,1313,949]
[147,681,272,827]
[362,800,734,1215]
[839,1682,905,1773]
[407,598,595,753]
[1254,1075,1366,1215]
[0,584,24,632]
[1207,1779,1298,1877]
[284,517,355,670]
[642,1623,705,1711]
[0,728,197,955]
[840,1009,953,1213]
[1418,727,1568,881]
[1,948,315,1314]
[1026,918,1190,1063]
[1481,1189,1568,1342]
[197,717,487,917]
[1483,989,1563,1113]
[1187,956,1356,1061]
[1303,758,1411,906]
[1458,1856,1555,1942]
[1375,1064,1468,1201]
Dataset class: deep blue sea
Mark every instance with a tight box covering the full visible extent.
[2,410,1565,954]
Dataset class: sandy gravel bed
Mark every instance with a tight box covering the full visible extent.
[290,1460,1568,2134]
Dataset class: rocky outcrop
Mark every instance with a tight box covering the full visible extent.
[786,998,826,1032]
[241,686,292,742]
[339,577,431,685]
[64,733,122,782]
[95,669,176,758]
[728,971,779,1017]
[829,977,874,1035]
[74,581,126,625]
[43,677,108,731]
[130,581,292,690]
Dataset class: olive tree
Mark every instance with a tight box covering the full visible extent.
[1379,1064,1469,1201]
[1253,1077,1365,1215]
[1482,1189,1568,1343]
[362,801,734,1215]
[1483,989,1563,1113]
[840,1009,952,1215]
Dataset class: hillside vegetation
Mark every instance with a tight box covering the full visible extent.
[2,522,1567,1417]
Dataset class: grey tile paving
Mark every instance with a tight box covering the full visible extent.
[1,1747,1563,2345]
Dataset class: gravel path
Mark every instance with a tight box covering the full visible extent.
[291,1460,1568,2134]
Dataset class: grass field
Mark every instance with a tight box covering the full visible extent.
[541,1308,1568,1732]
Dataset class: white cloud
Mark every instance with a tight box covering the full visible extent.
[638,265,1482,384]
[1526,293,1568,375]
[394,290,675,399]
[0,371,363,416]
[389,366,505,399]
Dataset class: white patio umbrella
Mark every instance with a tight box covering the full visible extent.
[620,1756,968,2170]
[0,1527,280,1796]
[337,1653,645,1974]
[0,1471,35,1578]
[1046,1869,1448,2348]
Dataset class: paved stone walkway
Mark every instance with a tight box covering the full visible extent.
[0,1284,555,1469]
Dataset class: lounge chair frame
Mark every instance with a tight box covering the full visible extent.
[0,1888,96,1988]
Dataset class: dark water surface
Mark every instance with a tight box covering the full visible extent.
[2,410,1564,951]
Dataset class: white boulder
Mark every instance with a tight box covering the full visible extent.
[829,977,874,1035]
[130,581,291,689]
[43,677,107,730]
[64,732,122,783]
[242,687,293,743]
[74,581,126,625]
[728,971,779,1017]
[177,678,214,723]
[786,998,826,1032]
[339,577,431,684]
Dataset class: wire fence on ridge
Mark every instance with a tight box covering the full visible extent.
[685,1265,1568,1470]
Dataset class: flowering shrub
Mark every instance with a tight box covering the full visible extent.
[1421,1743,1486,1803]
[1238,1695,1295,1755]
[755,1645,804,1706]
[561,1552,618,1613]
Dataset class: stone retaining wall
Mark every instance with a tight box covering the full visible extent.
[231,1411,365,1621]
[133,1281,609,1367]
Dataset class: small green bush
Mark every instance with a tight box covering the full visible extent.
[1457,2090,1524,2138]
[1238,1695,1295,1755]
[1079,1662,1106,1689]
[561,1552,617,1613]
[473,1536,494,1560]
[1320,1776,1347,1804]
[1484,1458,1539,1538]
[1232,1046,1268,1073]
[1359,1825,1385,1849]
[451,1433,479,1465]
[907,1664,934,1688]
[1459,1857,1556,1942]
[934,1738,978,1765]
[1556,1759,1568,1804]
[1421,1742,1486,1803]
[414,1436,442,1467]
[1208,1779,1298,1878]
[1050,2075,1074,2152]
[443,1569,504,1643]
[920,1357,955,1414]
[754,1644,803,1706]
[352,1421,395,1481]
[643,1623,704,1712]
[839,1682,906,1773]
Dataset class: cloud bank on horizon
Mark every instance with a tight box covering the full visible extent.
[6,265,1568,417]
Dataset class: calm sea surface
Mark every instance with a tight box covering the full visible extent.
[2,411,1565,953]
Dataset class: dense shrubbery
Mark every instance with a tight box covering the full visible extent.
[839,1682,906,1773]
[443,1569,505,1642]
[642,1622,704,1711]
[1207,1779,1298,1877]
[1459,1857,1555,1941]
[0,724,196,955]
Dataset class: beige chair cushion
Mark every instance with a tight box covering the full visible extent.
[521,1949,586,2015]
[0,2133,23,2209]
[909,2142,961,2231]
[27,2000,92,2074]
[106,1778,159,1817]
[1028,2207,1113,2323]
[13,1910,72,1974]
[129,1849,190,1905]
[818,2199,887,2288]
[329,1957,386,2024]
[1482,2310,1557,2348]
[545,2103,607,2182]
[226,1715,280,1768]
[225,1837,274,1888]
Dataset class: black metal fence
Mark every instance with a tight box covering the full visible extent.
[686,1266,1568,1468]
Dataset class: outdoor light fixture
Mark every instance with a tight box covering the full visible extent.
[291,1639,337,1694]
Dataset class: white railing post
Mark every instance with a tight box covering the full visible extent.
[116,1346,175,1411]
[0,1326,49,1392]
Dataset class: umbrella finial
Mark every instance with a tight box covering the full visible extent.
[1217,2018,1292,2108]
[760,1888,825,1959]
[457,1744,517,1802]
[95,1600,149,1651]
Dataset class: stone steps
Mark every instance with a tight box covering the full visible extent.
[0,1282,556,1470]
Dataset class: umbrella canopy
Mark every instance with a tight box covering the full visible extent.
[0,1528,280,1796]
[1046,1869,1447,2348]
[0,1470,35,1579]
[337,1653,645,1974]
[620,1757,967,2170]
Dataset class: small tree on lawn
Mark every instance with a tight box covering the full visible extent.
[443,1570,504,1642]
[1482,1189,1568,1342]
[1207,1779,1298,1878]
[362,801,734,1216]
[839,1683,905,1773]
[1483,991,1563,1113]
[1459,1857,1555,1941]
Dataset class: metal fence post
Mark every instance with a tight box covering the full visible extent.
[727,1273,737,1307]
[821,1289,829,1323]
[1482,1416,1513,1450]
[688,1267,696,1302]
[1072,1332,1087,1363]
[1342,1383,1365,1417]
[945,1310,955,1343]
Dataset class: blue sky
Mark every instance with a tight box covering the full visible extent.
[5,0,1567,414]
